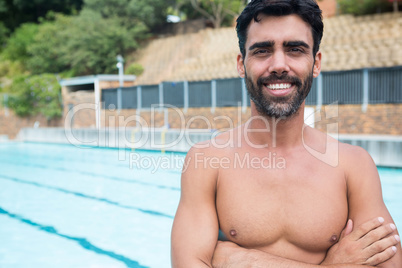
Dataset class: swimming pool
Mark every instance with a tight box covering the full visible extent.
[0,142,401,268]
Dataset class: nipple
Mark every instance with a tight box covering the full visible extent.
[230,229,237,237]
[329,235,338,243]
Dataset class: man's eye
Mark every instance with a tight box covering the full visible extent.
[254,49,269,55]
[289,48,303,53]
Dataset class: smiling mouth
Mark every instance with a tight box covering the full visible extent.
[264,83,292,90]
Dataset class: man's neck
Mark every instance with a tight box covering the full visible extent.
[246,102,306,149]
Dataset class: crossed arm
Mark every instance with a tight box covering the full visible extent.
[212,218,399,268]
[171,146,401,267]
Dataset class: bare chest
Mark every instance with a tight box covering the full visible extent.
[216,161,348,256]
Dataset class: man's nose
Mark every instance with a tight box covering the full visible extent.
[268,52,290,75]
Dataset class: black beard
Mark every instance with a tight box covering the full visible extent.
[245,72,313,118]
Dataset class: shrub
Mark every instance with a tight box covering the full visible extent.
[126,63,144,76]
[7,74,62,119]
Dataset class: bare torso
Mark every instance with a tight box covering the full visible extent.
[171,118,402,267]
[213,125,349,264]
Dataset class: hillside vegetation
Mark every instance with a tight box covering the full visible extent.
[0,0,397,119]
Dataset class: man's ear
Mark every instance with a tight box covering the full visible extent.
[313,51,322,78]
[237,53,245,78]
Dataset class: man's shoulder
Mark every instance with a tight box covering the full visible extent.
[307,127,370,156]
[304,127,374,169]
[337,139,373,165]
[332,137,378,183]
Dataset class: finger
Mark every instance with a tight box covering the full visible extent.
[364,234,400,260]
[341,219,354,238]
[349,217,384,241]
[364,246,397,266]
[360,223,397,248]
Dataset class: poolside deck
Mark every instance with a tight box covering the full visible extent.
[17,127,402,168]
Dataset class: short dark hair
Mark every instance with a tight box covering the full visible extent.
[236,0,323,58]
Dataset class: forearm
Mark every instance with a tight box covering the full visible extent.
[240,249,373,268]
[173,258,212,268]
[213,245,374,268]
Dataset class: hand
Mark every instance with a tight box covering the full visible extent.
[321,217,399,266]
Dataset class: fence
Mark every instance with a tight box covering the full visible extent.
[102,66,402,111]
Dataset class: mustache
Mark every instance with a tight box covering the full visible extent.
[257,74,302,88]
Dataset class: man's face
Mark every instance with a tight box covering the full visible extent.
[237,14,321,118]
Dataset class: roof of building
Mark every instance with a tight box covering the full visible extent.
[59,75,136,87]
[134,12,402,85]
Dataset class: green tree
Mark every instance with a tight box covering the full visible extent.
[83,0,176,31]
[337,0,394,15]
[127,0,177,30]
[26,14,73,75]
[1,23,38,62]
[0,0,83,32]
[0,22,8,51]
[179,0,247,28]
[26,10,148,76]
[0,59,26,78]
[1,0,174,79]
[7,74,62,119]
[83,0,131,20]
[63,9,147,75]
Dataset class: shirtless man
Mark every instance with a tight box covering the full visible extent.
[171,0,402,267]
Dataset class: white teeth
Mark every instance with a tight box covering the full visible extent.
[266,83,292,90]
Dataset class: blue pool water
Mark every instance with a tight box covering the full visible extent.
[0,142,183,268]
[0,142,401,268]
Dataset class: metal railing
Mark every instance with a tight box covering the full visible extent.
[102,66,402,111]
